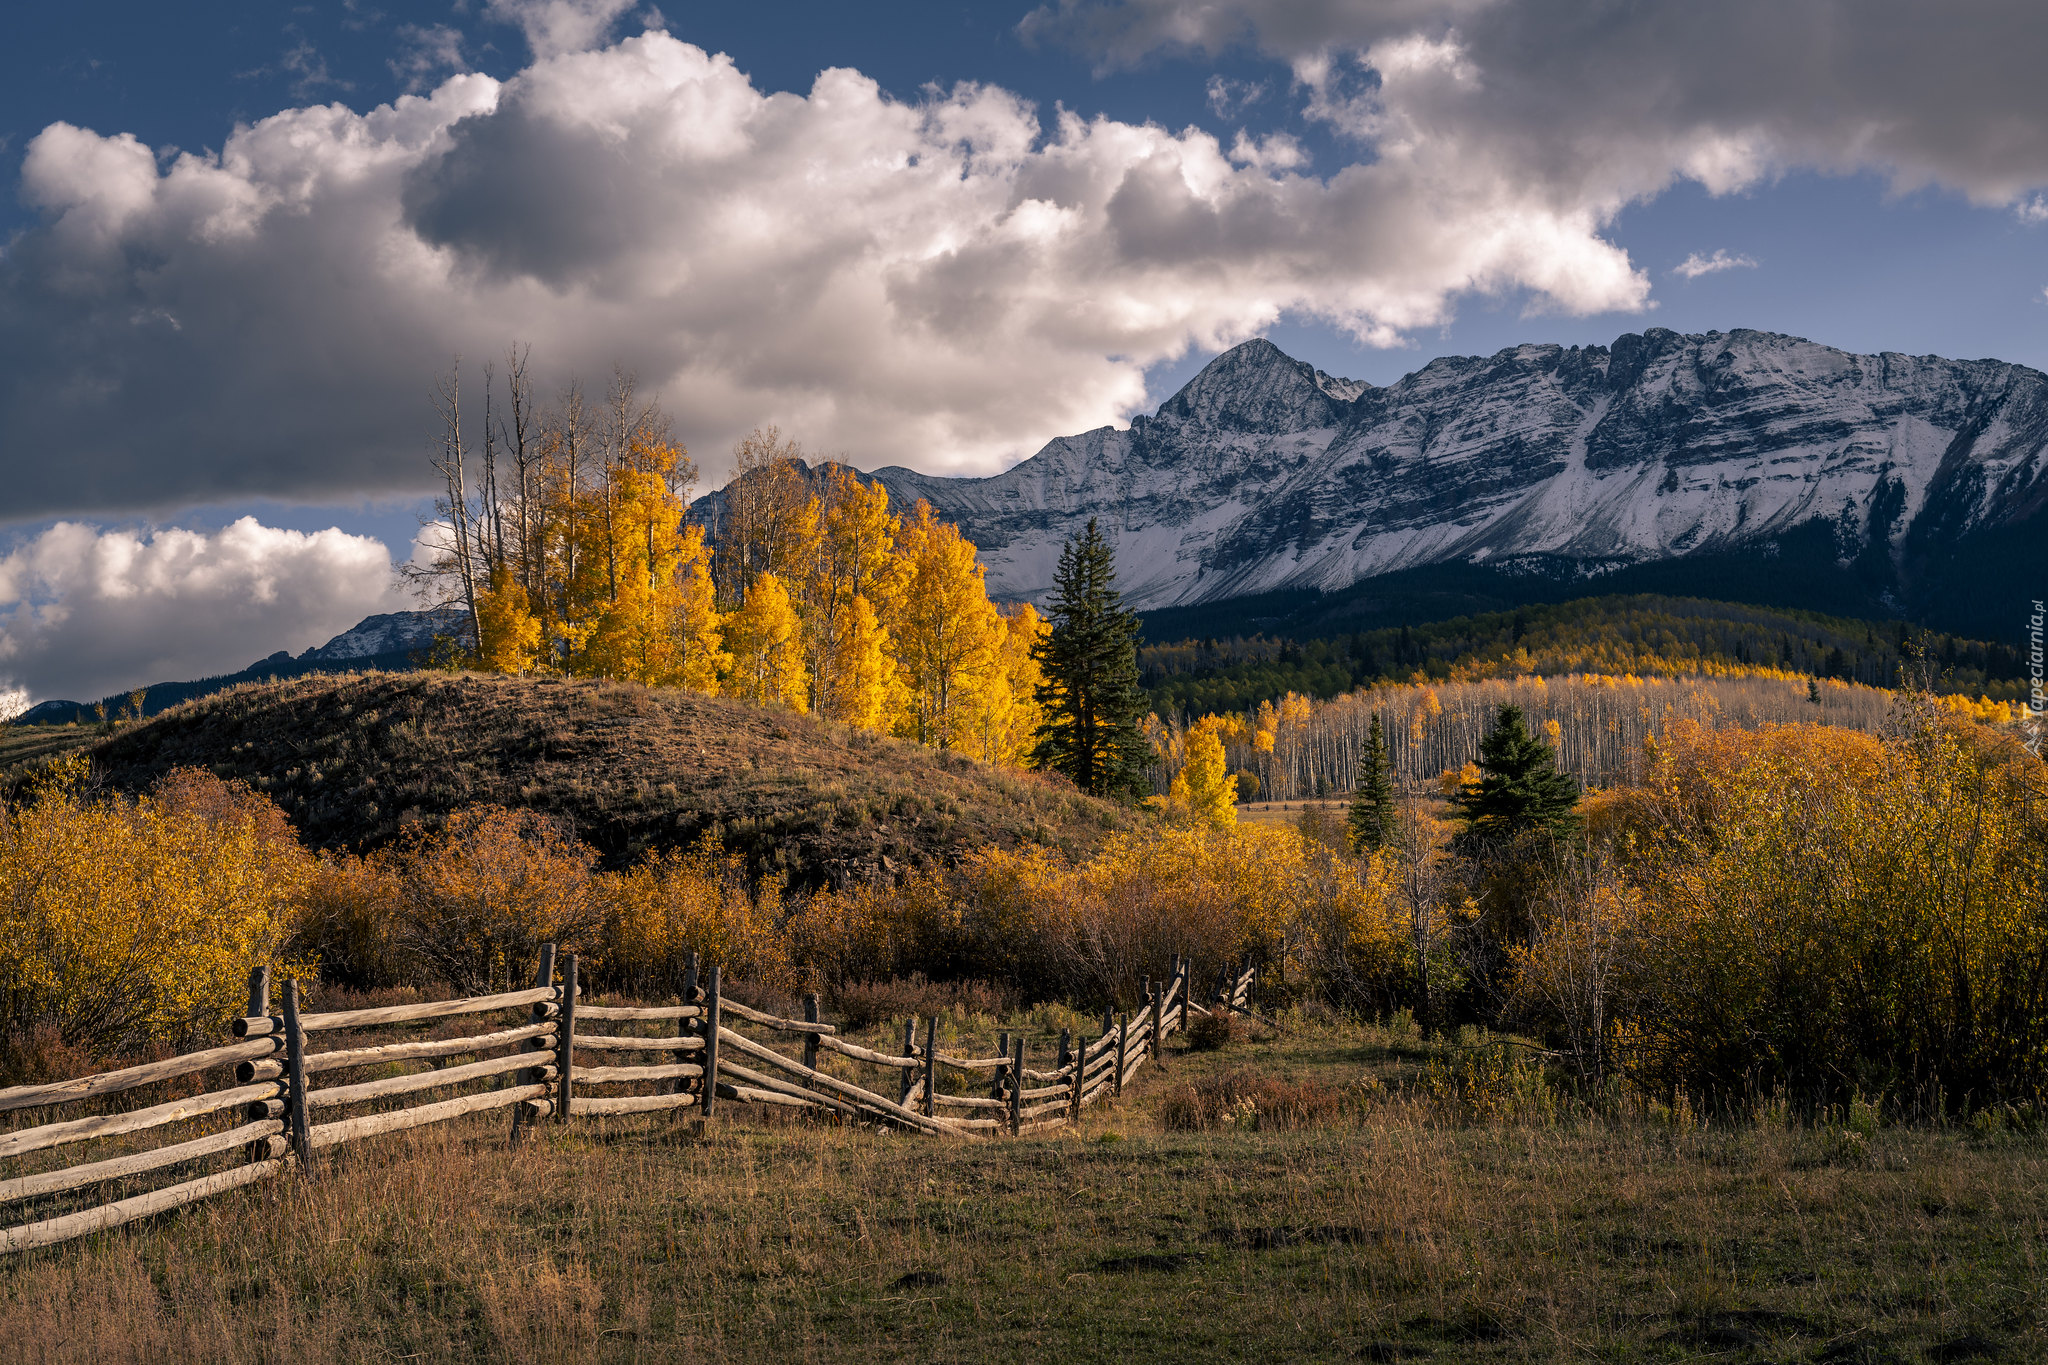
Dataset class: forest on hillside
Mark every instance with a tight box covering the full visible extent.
[1140,594,2028,716]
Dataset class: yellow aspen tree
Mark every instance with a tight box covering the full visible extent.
[725,572,808,711]
[823,593,903,731]
[583,453,689,683]
[887,500,1002,750]
[673,525,729,693]
[474,566,544,674]
[965,602,1048,767]
[809,467,904,720]
[1168,720,1238,827]
[716,428,821,607]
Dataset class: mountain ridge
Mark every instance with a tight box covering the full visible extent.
[836,327,2048,638]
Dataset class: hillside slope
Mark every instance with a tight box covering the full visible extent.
[87,673,1133,885]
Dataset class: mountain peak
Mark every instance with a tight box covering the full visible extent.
[1154,338,1366,433]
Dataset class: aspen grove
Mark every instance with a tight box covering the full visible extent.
[413,358,1045,768]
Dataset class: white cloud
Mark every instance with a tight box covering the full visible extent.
[1205,74,1266,117]
[0,519,404,703]
[484,0,639,59]
[0,32,1656,520]
[1025,2,2048,207]
[1672,249,1759,279]
[2020,196,2048,224]
[391,24,469,94]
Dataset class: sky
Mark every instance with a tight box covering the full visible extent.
[1,0,2046,706]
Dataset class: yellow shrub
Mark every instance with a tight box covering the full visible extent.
[0,761,312,1056]
[1598,718,2048,1106]
[599,840,794,995]
[384,807,604,994]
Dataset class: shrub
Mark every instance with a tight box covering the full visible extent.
[0,761,312,1056]
[1158,1068,1344,1132]
[1185,1010,1241,1052]
[598,840,793,996]
[1587,715,2048,1111]
[385,807,603,994]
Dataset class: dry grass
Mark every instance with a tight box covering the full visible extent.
[84,672,1134,887]
[4,1018,2042,1363]
[0,724,95,780]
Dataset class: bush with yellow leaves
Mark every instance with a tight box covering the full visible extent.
[0,758,313,1058]
[1519,711,2048,1110]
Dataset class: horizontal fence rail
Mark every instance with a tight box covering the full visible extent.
[0,950,1264,1256]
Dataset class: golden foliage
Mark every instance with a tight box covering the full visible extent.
[724,572,809,711]
[0,762,312,1055]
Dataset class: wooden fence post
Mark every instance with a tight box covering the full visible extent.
[556,954,578,1123]
[512,943,556,1139]
[898,1018,917,1107]
[802,994,820,1073]
[1070,1036,1085,1120]
[1008,1036,1023,1136]
[281,980,311,1168]
[700,964,722,1122]
[242,966,276,1163]
[1150,981,1164,1071]
[921,1016,937,1119]
[1114,1013,1128,1098]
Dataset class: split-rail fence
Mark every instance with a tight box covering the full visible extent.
[0,953,1263,1256]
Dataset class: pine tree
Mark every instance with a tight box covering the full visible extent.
[1347,712,1396,853]
[1451,704,1580,848]
[1029,518,1151,799]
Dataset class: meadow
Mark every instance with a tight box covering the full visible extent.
[1,668,2044,1361]
[3,1014,2042,1364]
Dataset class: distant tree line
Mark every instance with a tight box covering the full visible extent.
[1141,595,2029,715]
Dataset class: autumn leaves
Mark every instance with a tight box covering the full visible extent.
[431,383,1044,768]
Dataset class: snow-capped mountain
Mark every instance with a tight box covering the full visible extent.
[300,608,469,662]
[848,329,2047,625]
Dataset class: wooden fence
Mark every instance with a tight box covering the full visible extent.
[0,954,1264,1257]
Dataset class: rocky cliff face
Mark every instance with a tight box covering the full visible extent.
[860,329,2048,619]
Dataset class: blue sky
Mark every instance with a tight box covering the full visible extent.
[1,0,2044,702]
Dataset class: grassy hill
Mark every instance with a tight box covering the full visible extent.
[81,672,1134,885]
[1143,592,2025,715]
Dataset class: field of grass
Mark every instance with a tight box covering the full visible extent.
[0,723,93,779]
[6,1014,2041,1364]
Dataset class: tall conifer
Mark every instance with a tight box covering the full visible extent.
[1451,704,1580,848]
[1347,712,1397,853]
[1029,518,1150,798]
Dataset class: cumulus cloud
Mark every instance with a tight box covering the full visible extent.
[1672,250,1758,280]
[0,31,1659,522]
[484,0,639,59]
[391,24,470,94]
[0,519,404,703]
[1024,1,2048,205]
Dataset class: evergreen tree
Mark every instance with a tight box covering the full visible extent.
[1451,704,1580,848]
[1030,518,1151,798]
[1347,712,1397,853]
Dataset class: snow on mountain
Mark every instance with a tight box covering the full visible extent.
[299,608,469,662]
[857,329,2048,613]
